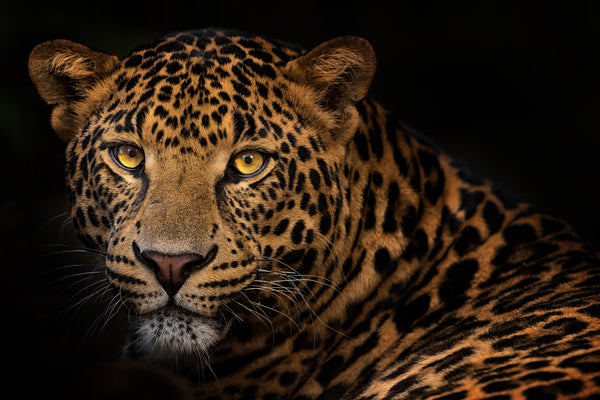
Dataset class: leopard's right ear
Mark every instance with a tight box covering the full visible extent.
[29,40,121,141]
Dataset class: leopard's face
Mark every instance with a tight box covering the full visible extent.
[51,31,372,359]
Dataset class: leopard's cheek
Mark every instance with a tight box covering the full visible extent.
[240,160,343,273]
[65,137,123,251]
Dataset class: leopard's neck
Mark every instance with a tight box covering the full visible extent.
[320,99,531,331]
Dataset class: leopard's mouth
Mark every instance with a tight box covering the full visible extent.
[128,304,230,361]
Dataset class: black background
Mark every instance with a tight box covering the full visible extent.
[2,1,600,397]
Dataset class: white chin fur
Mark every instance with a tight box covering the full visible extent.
[129,307,225,362]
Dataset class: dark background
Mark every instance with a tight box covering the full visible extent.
[2,1,600,397]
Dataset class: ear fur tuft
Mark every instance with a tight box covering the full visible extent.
[285,36,376,112]
[29,39,120,141]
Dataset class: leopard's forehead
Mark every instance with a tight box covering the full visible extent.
[99,29,304,154]
[130,29,302,64]
[118,28,302,95]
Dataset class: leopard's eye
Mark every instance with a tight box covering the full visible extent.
[232,150,266,177]
[112,144,144,171]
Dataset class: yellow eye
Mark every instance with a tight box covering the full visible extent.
[113,144,144,170]
[232,150,266,176]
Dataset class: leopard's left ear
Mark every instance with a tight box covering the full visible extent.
[284,36,376,140]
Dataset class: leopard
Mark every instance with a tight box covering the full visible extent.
[29,28,600,399]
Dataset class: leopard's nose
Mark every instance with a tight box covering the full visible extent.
[133,243,218,296]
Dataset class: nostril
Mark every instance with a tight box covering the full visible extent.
[132,241,143,261]
[180,256,205,279]
[204,245,219,266]
[137,247,159,269]
[181,245,219,277]
[133,241,161,276]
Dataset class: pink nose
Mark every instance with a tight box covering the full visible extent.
[140,251,205,296]
[132,242,219,296]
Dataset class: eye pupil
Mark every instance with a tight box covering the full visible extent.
[243,155,253,164]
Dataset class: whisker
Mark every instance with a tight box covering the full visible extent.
[253,263,351,340]
[36,212,70,237]
[40,247,108,258]
[50,263,106,271]
[240,291,272,326]
[256,257,340,289]
[312,230,335,253]
[256,302,300,331]
[233,298,272,333]
[244,287,301,331]
[221,303,243,323]
[63,280,111,315]
[60,274,105,298]
[48,269,105,284]
[57,280,113,335]
[195,349,221,390]
[59,215,74,237]
[95,293,127,338]
[256,274,341,294]
[249,281,304,314]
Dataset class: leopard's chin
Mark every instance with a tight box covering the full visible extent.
[128,305,228,362]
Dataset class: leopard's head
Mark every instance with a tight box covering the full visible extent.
[29,29,375,360]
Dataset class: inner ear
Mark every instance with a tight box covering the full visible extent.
[285,36,376,112]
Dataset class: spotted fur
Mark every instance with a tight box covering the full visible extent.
[29,28,600,399]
